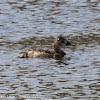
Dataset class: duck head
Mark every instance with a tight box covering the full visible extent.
[54,35,72,55]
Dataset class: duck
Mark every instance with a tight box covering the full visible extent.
[17,35,72,58]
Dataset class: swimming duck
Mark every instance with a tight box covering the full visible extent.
[17,35,72,58]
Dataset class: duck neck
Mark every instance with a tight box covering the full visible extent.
[54,44,66,55]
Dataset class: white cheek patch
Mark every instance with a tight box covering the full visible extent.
[57,39,59,41]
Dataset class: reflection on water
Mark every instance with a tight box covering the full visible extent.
[0,0,100,100]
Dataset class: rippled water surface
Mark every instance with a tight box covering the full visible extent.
[0,0,100,100]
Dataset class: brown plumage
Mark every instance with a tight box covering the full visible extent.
[17,35,72,58]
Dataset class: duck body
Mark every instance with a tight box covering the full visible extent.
[17,49,65,58]
[17,35,72,59]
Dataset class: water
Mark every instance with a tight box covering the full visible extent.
[0,0,100,100]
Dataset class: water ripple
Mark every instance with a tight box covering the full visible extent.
[0,0,100,100]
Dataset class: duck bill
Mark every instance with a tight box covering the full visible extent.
[66,41,72,46]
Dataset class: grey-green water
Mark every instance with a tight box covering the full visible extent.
[0,0,100,100]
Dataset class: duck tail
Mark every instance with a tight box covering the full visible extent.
[16,52,28,58]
